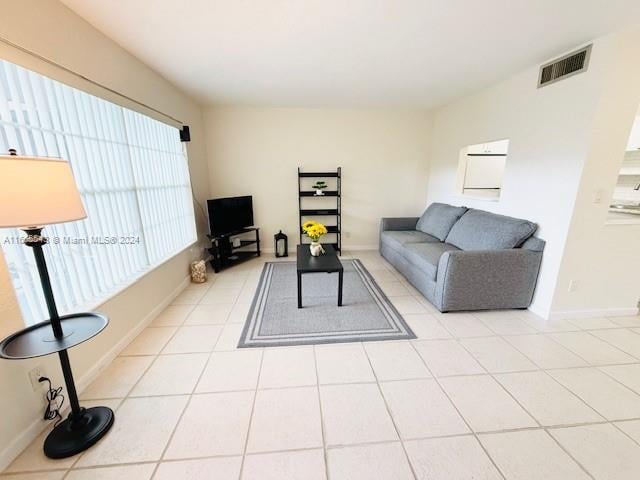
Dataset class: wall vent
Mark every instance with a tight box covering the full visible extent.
[537,44,592,88]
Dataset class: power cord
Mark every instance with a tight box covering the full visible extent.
[38,377,64,426]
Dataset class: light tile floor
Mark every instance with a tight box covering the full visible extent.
[4,251,640,479]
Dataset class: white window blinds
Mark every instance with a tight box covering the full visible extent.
[0,59,197,325]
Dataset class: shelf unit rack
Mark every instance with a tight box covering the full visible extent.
[298,167,341,253]
[207,227,260,273]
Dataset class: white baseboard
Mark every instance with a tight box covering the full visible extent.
[343,244,378,251]
[0,400,53,471]
[0,275,190,471]
[548,306,639,321]
[527,304,548,320]
[75,274,190,393]
[261,247,292,254]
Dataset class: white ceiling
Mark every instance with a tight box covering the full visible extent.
[61,0,640,108]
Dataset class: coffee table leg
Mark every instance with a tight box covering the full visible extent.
[297,271,302,309]
[338,269,343,306]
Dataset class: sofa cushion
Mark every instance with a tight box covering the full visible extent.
[416,203,468,241]
[380,230,440,251]
[401,242,460,281]
[445,209,537,251]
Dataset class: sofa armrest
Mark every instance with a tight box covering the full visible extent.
[380,217,419,232]
[435,249,542,311]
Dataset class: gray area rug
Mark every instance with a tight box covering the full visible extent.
[238,259,415,347]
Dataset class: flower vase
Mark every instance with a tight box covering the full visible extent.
[309,241,324,257]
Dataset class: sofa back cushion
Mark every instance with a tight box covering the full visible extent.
[445,209,537,250]
[416,203,468,241]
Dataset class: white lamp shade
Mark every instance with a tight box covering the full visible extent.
[0,155,86,228]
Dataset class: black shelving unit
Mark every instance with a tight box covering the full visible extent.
[207,227,260,273]
[298,167,341,252]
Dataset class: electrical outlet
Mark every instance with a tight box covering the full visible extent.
[568,280,579,293]
[28,365,46,391]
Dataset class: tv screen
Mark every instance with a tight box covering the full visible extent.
[207,196,254,236]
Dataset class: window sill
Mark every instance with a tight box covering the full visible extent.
[71,238,198,315]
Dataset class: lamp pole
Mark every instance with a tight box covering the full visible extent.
[24,226,82,417]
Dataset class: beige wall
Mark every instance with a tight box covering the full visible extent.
[0,0,209,467]
[550,28,640,318]
[426,28,640,319]
[426,54,596,318]
[204,107,432,250]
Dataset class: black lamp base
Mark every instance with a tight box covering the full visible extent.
[43,406,114,459]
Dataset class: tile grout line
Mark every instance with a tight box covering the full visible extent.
[150,345,218,476]
[122,311,187,356]
[501,332,594,367]
[28,358,640,474]
[80,363,640,397]
[312,344,331,480]
[494,328,640,424]
[68,272,230,476]
[611,420,640,450]
[585,328,640,360]
[360,342,419,480]
[406,340,507,480]
[63,386,640,433]
[9,422,640,478]
[209,272,247,352]
[60,294,192,476]
[237,348,265,479]
[543,427,597,480]
[475,317,640,475]
[453,339,543,427]
[567,364,640,428]
[152,268,248,476]
[523,365,607,426]
[56,281,640,477]
[7,253,640,477]
[59,336,174,475]
[453,336,598,480]
[544,329,637,364]
[597,365,640,396]
[473,332,627,480]
[488,330,640,373]
[6,257,393,476]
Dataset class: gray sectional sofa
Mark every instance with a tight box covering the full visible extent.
[380,203,544,312]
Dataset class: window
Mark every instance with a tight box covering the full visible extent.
[456,139,509,200]
[0,59,197,325]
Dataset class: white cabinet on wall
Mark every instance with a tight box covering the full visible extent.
[466,139,509,155]
[465,156,507,188]
[459,139,509,200]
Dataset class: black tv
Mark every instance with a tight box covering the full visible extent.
[207,196,254,237]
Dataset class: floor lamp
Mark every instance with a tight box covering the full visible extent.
[0,150,114,458]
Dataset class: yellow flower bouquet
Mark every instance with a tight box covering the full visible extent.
[302,220,328,256]
[302,220,328,241]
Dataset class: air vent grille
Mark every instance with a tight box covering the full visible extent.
[538,44,592,88]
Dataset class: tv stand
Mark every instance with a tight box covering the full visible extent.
[207,227,260,273]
